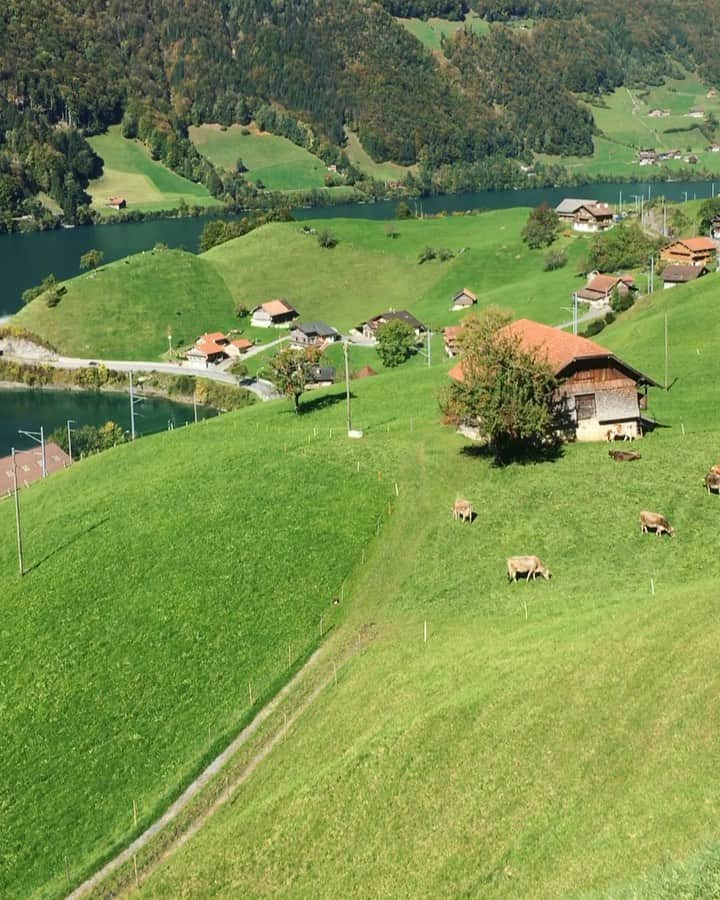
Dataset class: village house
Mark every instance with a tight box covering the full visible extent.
[186,332,233,369]
[661,264,708,288]
[661,237,717,268]
[638,149,658,165]
[554,198,596,224]
[1,443,72,498]
[307,365,336,389]
[360,310,426,341]
[251,299,299,328]
[450,288,477,311]
[657,149,682,161]
[574,273,635,308]
[448,318,659,442]
[648,109,670,118]
[227,338,253,357]
[107,196,127,210]
[290,321,342,348]
[573,202,614,233]
[710,214,720,240]
[443,325,464,358]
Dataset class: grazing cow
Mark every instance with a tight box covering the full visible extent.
[452,499,474,523]
[710,464,720,476]
[506,555,551,583]
[705,471,720,495]
[606,424,634,442]
[609,450,642,462]
[640,510,675,537]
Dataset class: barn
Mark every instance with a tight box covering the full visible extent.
[448,318,660,442]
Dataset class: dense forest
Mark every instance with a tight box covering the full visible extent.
[1,0,719,224]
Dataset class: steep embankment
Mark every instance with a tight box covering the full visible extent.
[95,286,720,898]
[13,210,586,360]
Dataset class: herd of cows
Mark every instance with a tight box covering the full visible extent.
[450,458,720,584]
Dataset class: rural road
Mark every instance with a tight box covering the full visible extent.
[2,352,281,401]
[555,306,607,331]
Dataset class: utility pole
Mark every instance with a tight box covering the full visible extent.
[664,312,669,391]
[343,340,352,434]
[649,254,655,294]
[129,371,136,441]
[18,427,47,478]
[11,448,24,577]
[193,392,198,425]
[66,419,75,461]
[426,327,431,367]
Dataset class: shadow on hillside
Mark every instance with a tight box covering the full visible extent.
[459,440,565,467]
[299,390,354,415]
[26,517,110,574]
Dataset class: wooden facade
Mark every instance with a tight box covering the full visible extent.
[661,239,717,268]
[559,360,646,441]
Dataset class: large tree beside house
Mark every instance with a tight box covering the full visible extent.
[441,309,562,463]
[267,346,321,413]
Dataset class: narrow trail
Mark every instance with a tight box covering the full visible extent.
[67,644,331,899]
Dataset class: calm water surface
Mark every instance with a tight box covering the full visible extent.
[0,387,215,457]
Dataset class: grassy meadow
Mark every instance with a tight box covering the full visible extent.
[88,127,220,215]
[124,277,720,899]
[15,210,589,360]
[3,264,720,897]
[395,11,488,51]
[541,75,720,178]
[344,129,415,182]
[189,124,331,191]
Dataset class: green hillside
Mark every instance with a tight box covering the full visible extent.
[14,210,587,360]
[5,271,720,897]
[189,124,328,191]
[88,127,220,214]
[119,281,720,898]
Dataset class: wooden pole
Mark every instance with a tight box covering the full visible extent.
[11,448,24,577]
[248,682,254,705]
[664,312,669,391]
[344,340,352,433]
[423,620,428,643]
[133,854,139,888]
[133,799,138,828]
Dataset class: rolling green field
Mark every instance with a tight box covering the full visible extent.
[541,75,720,177]
[88,126,220,214]
[105,276,720,899]
[189,124,328,191]
[15,210,589,360]
[395,11,488,52]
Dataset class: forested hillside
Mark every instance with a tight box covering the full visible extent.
[1,0,720,225]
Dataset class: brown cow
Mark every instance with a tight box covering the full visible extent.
[640,510,675,537]
[609,450,642,462]
[452,499,474,523]
[507,555,552,583]
[705,471,720,495]
[710,464,720,476]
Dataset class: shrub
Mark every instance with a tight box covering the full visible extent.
[417,246,437,264]
[544,249,567,271]
[234,303,250,318]
[604,311,616,325]
[584,319,606,337]
[317,230,338,249]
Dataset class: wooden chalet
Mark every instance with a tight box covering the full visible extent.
[290,321,341,347]
[307,365,336,389]
[251,299,299,328]
[661,238,717,268]
[448,318,660,442]
[360,310,426,340]
[661,264,707,288]
[186,332,231,368]
[554,198,596,224]
[443,325,464,358]
[574,273,634,307]
[573,202,614,233]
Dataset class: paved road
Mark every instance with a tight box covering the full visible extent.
[3,352,281,401]
[555,306,608,332]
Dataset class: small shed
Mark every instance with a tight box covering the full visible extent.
[107,196,127,210]
[450,288,477,311]
[661,264,707,288]
[251,300,299,328]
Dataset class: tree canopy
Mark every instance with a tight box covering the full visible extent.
[267,346,321,413]
[376,319,417,367]
[441,308,563,463]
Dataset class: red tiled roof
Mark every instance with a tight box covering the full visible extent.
[586,273,634,293]
[675,237,716,252]
[199,331,228,343]
[231,338,253,350]
[0,443,72,496]
[355,365,377,378]
[194,338,227,357]
[444,325,464,341]
[448,318,611,382]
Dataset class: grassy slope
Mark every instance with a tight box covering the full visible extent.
[14,210,589,360]
[395,11,488,51]
[0,396,391,899]
[344,129,414,182]
[189,124,328,191]
[138,281,720,898]
[541,76,720,177]
[88,126,219,214]
[14,249,237,359]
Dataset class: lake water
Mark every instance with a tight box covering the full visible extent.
[0,387,215,457]
[0,179,716,317]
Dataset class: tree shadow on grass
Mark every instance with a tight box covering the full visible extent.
[298,389,355,415]
[459,439,565,467]
[25,517,110,575]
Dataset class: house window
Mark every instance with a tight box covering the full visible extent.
[575,393,596,421]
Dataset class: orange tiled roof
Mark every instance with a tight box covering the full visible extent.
[262,299,296,316]
[675,237,716,252]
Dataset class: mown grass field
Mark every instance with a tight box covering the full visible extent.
[394,11,488,51]
[129,277,720,899]
[14,210,589,360]
[0,394,392,899]
[88,127,220,214]
[4,270,720,898]
[189,124,328,191]
[542,75,720,177]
